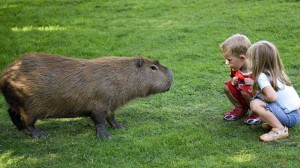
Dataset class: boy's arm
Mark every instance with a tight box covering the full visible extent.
[230,69,238,86]
[244,78,254,86]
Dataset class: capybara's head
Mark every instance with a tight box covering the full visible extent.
[131,57,172,96]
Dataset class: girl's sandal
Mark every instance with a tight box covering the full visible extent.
[259,127,289,142]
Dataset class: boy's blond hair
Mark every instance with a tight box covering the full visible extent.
[220,34,251,57]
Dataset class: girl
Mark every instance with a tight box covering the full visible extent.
[248,41,300,142]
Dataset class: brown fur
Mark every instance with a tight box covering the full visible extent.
[0,53,172,138]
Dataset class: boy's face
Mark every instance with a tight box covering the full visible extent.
[222,49,245,70]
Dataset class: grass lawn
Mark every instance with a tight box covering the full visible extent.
[1,0,300,167]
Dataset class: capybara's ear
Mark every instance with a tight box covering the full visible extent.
[136,58,145,68]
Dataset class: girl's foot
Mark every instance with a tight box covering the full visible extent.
[259,127,288,142]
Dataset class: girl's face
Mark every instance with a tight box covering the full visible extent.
[222,50,245,70]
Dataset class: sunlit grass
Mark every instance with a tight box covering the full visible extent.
[0,4,18,9]
[230,152,254,163]
[11,25,66,32]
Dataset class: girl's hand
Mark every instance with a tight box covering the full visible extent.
[244,78,254,86]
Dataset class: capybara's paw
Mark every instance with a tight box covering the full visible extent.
[105,134,112,139]
[96,132,112,139]
[115,124,126,129]
[30,130,48,139]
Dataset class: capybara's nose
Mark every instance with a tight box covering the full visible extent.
[167,71,173,81]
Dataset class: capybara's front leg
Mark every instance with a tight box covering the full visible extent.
[91,112,112,138]
[95,123,112,139]
[106,114,125,129]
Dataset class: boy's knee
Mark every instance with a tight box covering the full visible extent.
[224,81,233,93]
[224,84,229,92]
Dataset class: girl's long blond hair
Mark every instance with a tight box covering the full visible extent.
[247,41,291,92]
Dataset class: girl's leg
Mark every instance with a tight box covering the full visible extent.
[250,99,284,129]
[250,99,288,142]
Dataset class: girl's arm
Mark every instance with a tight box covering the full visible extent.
[261,85,277,102]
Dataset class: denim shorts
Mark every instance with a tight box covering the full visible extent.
[254,94,300,128]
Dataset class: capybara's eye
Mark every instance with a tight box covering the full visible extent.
[150,65,157,71]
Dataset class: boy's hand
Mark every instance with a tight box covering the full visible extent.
[231,76,238,86]
[244,78,253,86]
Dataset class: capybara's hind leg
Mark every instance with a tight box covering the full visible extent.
[27,124,48,138]
[14,108,47,138]
[106,112,125,129]
[18,111,47,138]
[8,107,26,130]
[91,112,112,138]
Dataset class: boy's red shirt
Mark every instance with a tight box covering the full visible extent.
[230,69,254,82]
[227,69,254,108]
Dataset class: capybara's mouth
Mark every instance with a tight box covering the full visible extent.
[163,83,172,92]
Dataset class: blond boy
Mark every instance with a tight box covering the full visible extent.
[220,34,261,125]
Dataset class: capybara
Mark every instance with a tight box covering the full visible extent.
[0,53,172,138]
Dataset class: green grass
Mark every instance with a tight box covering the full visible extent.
[1,0,300,167]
